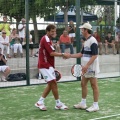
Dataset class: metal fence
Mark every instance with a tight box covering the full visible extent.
[0,0,120,88]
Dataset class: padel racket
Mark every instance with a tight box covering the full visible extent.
[71,64,82,77]
[55,70,62,81]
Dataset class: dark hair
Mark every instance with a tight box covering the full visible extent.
[108,32,112,34]
[84,28,92,34]
[46,24,56,32]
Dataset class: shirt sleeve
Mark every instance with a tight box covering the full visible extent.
[81,47,84,54]
[90,43,98,55]
[44,40,55,54]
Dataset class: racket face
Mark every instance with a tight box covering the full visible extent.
[71,64,82,77]
[55,70,61,81]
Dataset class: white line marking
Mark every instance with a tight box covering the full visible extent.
[89,114,120,120]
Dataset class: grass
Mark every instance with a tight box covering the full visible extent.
[0,77,120,120]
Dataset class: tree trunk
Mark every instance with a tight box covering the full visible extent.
[32,16,39,43]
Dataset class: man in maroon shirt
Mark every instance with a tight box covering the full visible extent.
[35,24,68,111]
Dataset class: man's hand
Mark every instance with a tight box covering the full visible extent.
[62,53,71,59]
[82,65,89,75]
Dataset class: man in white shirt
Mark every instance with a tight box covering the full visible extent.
[18,18,26,44]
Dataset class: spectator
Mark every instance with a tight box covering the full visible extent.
[0,16,11,36]
[23,32,34,57]
[98,17,105,26]
[59,30,74,54]
[52,34,61,53]
[18,18,26,44]
[0,47,10,82]
[10,28,23,58]
[115,32,120,54]
[104,32,116,55]
[93,31,103,55]
[0,30,11,58]
[68,20,76,44]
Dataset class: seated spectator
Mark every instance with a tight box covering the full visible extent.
[0,30,11,58]
[23,32,34,57]
[0,47,10,82]
[93,31,103,55]
[59,30,74,54]
[52,34,61,53]
[68,20,76,44]
[104,32,116,55]
[115,32,120,54]
[10,28,23,58]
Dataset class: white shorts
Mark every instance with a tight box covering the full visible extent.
[39,67,56,83]
[0,66,9,72]
[69,33,75,38]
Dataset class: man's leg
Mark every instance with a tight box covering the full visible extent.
[99,42,102,55]
[89,77,99,102]
[4,67,10,77]
[73,76,89,109]
[69,44,74,54]
[86,77,99,112]
[60,44,65,53]
[110,43,116,54]
[104,43,108,54]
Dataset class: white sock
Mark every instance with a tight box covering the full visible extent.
[55,99,61,105]
[38,97,45,104]
[93,102,99,107]
[81,98,86,104]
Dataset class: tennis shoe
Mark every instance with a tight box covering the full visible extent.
[55,102,68,110]
[86,105,99,112]
[35,102,47,111]
[73,102,87,109]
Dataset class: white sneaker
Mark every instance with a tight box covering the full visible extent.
[86,105,99,112]
[35,102,47,111]
[55,102,68,110]
[73,102,87,109]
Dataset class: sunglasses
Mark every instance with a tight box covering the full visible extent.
[2,32,6,34]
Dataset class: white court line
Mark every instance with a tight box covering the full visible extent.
[89,114,120,120]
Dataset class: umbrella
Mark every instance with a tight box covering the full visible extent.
[45,10,98,22]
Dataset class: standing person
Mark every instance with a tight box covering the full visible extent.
[0,47,10,82]
[0,16,11,36]
[68,20,76,44]
[65,23,100,112]
[18,18,26,44]
[35,24,68,111]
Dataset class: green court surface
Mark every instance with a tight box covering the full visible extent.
[0,77,120,120]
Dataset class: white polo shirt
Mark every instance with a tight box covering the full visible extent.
[81,36,100,76]
[18,22,26,38]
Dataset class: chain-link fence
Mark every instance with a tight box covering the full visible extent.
[0,0,120,88]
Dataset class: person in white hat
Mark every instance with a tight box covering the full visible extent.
[18,18,26,44]
[65,22,100,112]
